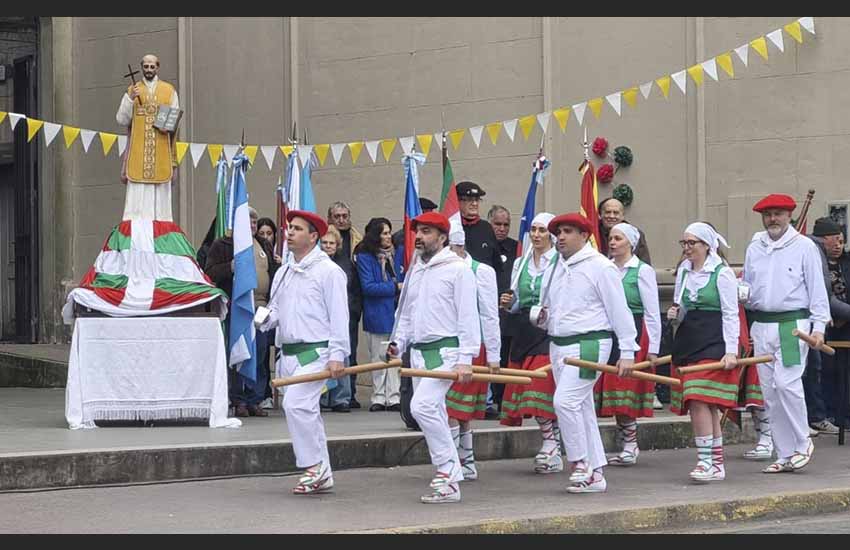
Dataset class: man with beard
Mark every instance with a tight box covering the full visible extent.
[388,211,480,503]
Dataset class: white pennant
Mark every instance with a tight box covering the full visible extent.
[297,144,314,166]
[605,92,622,116]
[260,145,277,170]
[223,144,240,165]
[469,126,483,148]
[572,102,587,126]
[503,119,517,142]
[8,113,25,130]
[80,129,97,152]
[42,122,62,147]
[701,58,718,81]
[799,16,815,35]
[639,82,653,99]
[399,136,415,155]
[536,112,551,134]
[117,136,128,157]
[434,132,444,151]
[190,143,207,168]
[766,29,784,52]
[365,140,379,163]
[331,143,346,165]
[734,43,749,67]
[671,70,687,94]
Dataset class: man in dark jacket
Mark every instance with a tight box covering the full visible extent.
[598,197,651,264]
[488,204,517,412]
[456,181,502,279]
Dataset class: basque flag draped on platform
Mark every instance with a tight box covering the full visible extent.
[228,154,258,382]
[579,159,602,250]
[402,152,426,270]
[516,154,551,258]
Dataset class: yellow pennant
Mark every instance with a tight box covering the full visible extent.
[175,141,189,164]
[0,111,6,124]
[622,87,639,108]
[518,115,537,141]
[449,129,465,151]
[243,145,259,166]
[280,145,294,159]
[63,126,81,148]
[486,122,502,145]
[26,118,44,142]
[784,21,803,44]
[100,132,118,156]
[348,142,364,165]
[379,139,396,162]
[716,52,734,78]
[313,144,330,166]
[655,76,672,99]
[588,97,604,119]
[552,108,571,132]
[416,134,433,158]
[207,144,223,168]
[686,64,704,86]
[750,36,769,60]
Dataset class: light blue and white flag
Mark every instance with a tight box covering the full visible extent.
[228,154,257,382]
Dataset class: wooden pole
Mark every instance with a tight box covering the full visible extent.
[271,359,401,388]
[536,354,672,374]
[563,358,682,387]
[471,365,548,379]
[677,355,773,375]
[792,329,836,356]
[399,368,532,385]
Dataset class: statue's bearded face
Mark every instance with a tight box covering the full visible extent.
[141,56,159,81]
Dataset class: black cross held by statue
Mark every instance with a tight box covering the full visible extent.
[123,64,142,105]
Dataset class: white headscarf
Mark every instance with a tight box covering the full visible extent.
[449,219,465,246]
[531,212,555,232]
[684,222,730,265]
[510,212,556,291]
[611,222,640,251]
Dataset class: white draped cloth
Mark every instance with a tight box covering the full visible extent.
[65,317,240,429]
[116,76,179,222]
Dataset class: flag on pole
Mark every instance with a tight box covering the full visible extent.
[275,174,288,259]
[300,149,317,214]
[402,152,426,270]
[438,134,462,228]
[228,154,258,382]
[579,159,602,250]
[214,157,228,240]
[516,153,551,258]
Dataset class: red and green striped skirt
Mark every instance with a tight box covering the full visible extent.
[594,369,656,419]
[499,354,556,426]
[670,358,742,415]
[446,345,488,421]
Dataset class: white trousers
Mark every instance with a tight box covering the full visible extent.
[751,320,811,459]
[278,348,331,470]
[409,346,464,482]
[123,180,173,221]
[550,339,612,471]
[367,332,400,406]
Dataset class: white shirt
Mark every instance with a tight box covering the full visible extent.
[261,246,350,362]
[116,76,180,127]
[510,246,557,294]
[541,243,639,359]
[743,225,831,333]
[394,247,481,365]
[618,256,662,355]
[466,255,501,364]
[673,254,740,354]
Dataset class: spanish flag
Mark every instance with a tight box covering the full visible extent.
[579,159,602,250]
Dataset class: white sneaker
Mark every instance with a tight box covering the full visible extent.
[567,472,607,493]
[743,441,774,461]
[653,396,664,410]
[292,462,334,494]
[689,463,725,484]
[534,447,564,474]
[607,446,639,466]
[569,461,592,484]
[810,419,840,435]
[421,475,461,504]
[808,426,820,438]
[259,397,274,410]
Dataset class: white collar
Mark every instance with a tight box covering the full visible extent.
[757,225,799,252]
[682,253,722,274]
[561,242,597,267]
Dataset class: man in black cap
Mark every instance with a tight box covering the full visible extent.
[456,181,502,278]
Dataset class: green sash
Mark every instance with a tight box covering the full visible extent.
[551,330,613,379]
[281,341,330,367]
[750,309,810,367]
[412,336,460,370]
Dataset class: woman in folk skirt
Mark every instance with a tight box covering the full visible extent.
[668,222,740,483]
[594,223,662,466]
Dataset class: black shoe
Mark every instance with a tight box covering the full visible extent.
[387,404,401,412]
[484,409,500,420]
[331,404,351,413]
[369,403,387,412]
[350,398,362,409]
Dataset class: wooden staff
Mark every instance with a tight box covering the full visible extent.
[271,359,401,388]
[792,329,836,356]
[826,341,850,349]
[399,368,532,385]
[677,355,773,375]
[563,358,682,387]
[471,365,548,379]
[633,355,672,371]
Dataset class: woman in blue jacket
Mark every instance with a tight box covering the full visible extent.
[355,217,402,411]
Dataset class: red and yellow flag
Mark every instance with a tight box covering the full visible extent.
[579,159,602,250]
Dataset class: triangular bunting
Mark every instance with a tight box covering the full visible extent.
[117,136,128,157]
[207,144,223,168]
[331,143,346,165]
[518,115,537,141]
[365,140,379,163]
[784,21,803,44]
[174,141,189,164]
[798,17,815,36]
[572,102,587,126]
[8,113,25,130]
[485,122,502,145]
[536,112,551,134]
[623,87,639,108]
[716,52,735,78]
[686,64,704,86]
[380,139,396,162]
[605,93,622,116]
[190,143,206,167]
[640,81,653,99]
[243,145,259,166]
[503,119,517,142]
[223,144,240,165]
[0,112,6,124]
[553,108,570,132]
[261,145,277,169]
[655,76,671,99]
[80,129,97,152]
[701,59,718,81]
[766,29,784,53]
[469,126,483,148]
[734,43,749,67]
[314,143,330,166]
[26,118,44,142]
[434,133,444,151]
[100,132,118,156]
[348,142,364,165]
[417,134,433,157]
[63,126,81,149]
[750,36,768,61]
[588,97,604,119]
[671,71,687,94]
[448,129,465,150]
[297,144,314,166]
[280,145,294,159]
[42,122,61,147]
[399,136,415,155]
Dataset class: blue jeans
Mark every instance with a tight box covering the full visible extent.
[321,357,352,408]
[803,349,827,424]
[228,328,270,407]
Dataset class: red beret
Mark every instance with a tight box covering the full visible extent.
[753,194,796,213]
[286,210,329,237]
[411,211,450,234]
[548,212,594,235]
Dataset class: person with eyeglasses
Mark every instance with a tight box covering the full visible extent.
[667,223,740,483]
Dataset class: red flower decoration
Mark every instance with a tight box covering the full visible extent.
[592,137,609,157]
[597,163,615,184]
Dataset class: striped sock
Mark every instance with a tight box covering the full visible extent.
[712,436,724,473]
[695,435,713,469]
